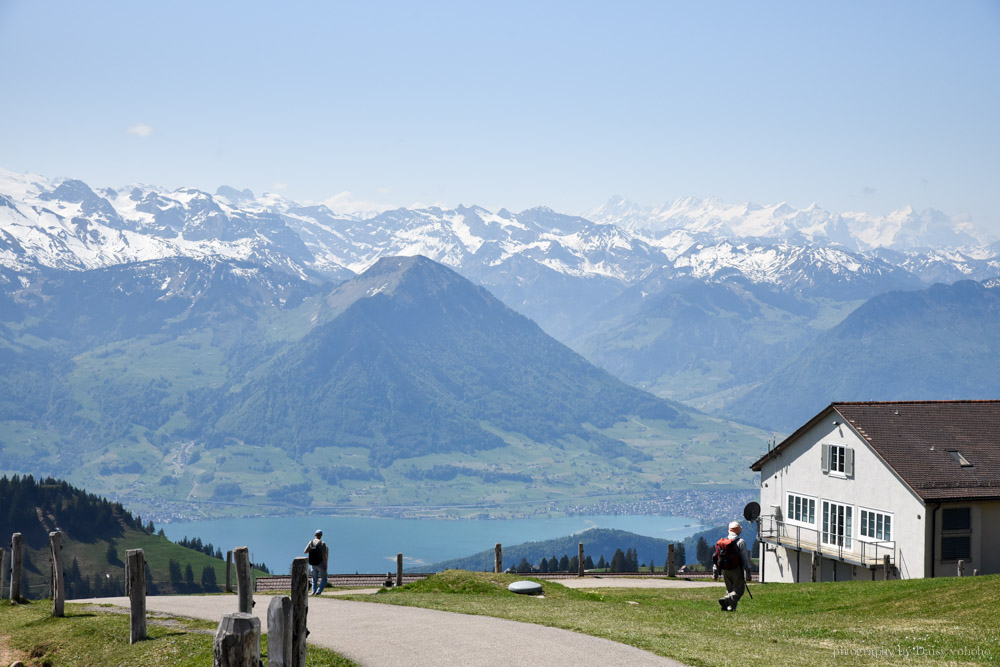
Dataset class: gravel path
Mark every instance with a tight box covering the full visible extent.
[72,593,685,666]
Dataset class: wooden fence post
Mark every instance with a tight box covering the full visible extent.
[883,554,891,580]
[578,543,584,577]
[266,595,293,667]
[494,543,502,573]
[957,559,965,577]
[667,543,676,577]
[810,552,819,583]
[213,612,260,667]
[126,548,146,643]
[10,533,22,601]
[234,547,253,613]
[226,550,233,593]
[50,532,65,617]
[396,553,403,587]
[290,557,308,667]
[0,547,7,599]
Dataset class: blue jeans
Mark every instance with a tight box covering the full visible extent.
[311,565,327,594]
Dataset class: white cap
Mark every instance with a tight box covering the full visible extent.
[728,521,741,532]
[315,530,323,536]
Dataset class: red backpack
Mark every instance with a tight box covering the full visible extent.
[713,537,741,570]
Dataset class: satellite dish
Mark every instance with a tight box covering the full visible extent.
[743,501,761,522]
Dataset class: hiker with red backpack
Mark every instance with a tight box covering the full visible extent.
[712,521,752,611]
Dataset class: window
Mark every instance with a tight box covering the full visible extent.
[941,507,971,561]
[822,500,852,549]
[821,444,854,476]
[787,493,816,525]
[860,509,892,542]
[947,450,972,467]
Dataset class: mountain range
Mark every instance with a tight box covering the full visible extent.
[3,167,1000,517]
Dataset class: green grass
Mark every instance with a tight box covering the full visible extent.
[0,599,357,666]
[348,570,1000,666]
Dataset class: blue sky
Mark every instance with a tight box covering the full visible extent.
[1,1,998,229]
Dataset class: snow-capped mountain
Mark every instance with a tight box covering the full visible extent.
[585,195,994,252]
[2,168,998,307]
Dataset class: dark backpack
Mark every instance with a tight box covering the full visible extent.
[713,537,741,570]
[307,540,325,566]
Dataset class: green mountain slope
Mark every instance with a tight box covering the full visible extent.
[727,280,1000,430]
[209,256,686,465]
[0,475,263,599]
[0,256,767,518]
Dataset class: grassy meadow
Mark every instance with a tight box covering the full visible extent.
[347,570,1000,666]
[0,599,356,667]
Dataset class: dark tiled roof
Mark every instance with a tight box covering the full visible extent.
[751,401,1000,502]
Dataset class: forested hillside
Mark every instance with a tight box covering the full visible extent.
[0,475,263,599]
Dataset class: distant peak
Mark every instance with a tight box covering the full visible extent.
[216,185,256,202]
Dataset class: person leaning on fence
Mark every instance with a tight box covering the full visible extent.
[304,529,329,596]
[712,521,752,611]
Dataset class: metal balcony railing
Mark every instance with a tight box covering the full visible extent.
[758,515,895,567]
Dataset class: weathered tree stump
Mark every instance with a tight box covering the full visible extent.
[290,557,308,667]
[234,546,253,613]
[213,612,260,667]
[667,543,676,577]
[126,548,146,643]
[10,533,23,601]
[494,543,502,574]
[50,532,65,617]
[267,595,293,667]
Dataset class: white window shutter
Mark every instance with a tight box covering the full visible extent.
[821,444,830,473]
[845,448,854,477]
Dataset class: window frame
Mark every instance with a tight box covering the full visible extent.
[821,443,854,478]
[858,507,893,543]
[821,500,853,549]
[940,507,972,562]
[786,492,817,527]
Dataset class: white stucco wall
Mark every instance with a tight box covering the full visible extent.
[757,414,927,582]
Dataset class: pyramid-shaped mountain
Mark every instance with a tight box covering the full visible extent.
[211,255,686,465]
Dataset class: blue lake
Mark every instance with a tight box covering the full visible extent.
[162,514,702,574]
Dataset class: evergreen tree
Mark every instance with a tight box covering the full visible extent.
[539,558,549,573]
[168,559,182,586]
[201,565,218,591]
[568,556,579,573]
[696,536,711,569]
[610,548,625,573]
[558,555,569,572]
[675,542,686,567]
[517,558,532,573]
[584,555,594,570]
[597,555,606,570]
[185,563,196,589]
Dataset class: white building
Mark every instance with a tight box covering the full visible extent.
[751,401,1000,582]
